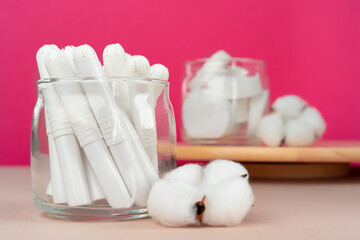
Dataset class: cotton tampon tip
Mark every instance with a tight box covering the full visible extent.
[73,44,97,61]
[73,45,105,76]
[126,55,151,77]
[150,64,169,81]
[103,43,125,57]
[36,45,60,79]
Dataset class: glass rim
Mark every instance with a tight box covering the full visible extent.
[36,76,170,86]
[184,57,266,67]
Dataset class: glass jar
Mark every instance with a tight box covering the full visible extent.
[182,58,270,145]
[31,77,176,220]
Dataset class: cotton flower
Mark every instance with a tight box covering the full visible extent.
[258,95,326,147]
[272,95,307,120]
[147,160,254,227]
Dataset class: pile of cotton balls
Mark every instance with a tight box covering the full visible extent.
[147,160,254,227]
[257,95,326,147]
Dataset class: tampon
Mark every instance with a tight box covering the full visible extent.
[43,45,105,204]
[41,83,92,206]
[37,45,91,206]
[81,150,105,202]
[247,90,269,136]
[45,49,132,208]
[37,45,67,203]
[103,49,159,183]
[62,46,78,74]
[127,55,159,172]
[150,63,169,107]
[73,45,154,206]
[103,43,130,115]
[44,107,67,204]
[103,47,159,180]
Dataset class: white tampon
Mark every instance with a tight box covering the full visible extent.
[41,83,92,206]
[150,63,169,106]
[81,151,105,202]
[45,48,132,208]
[37,45,67,204]
[36,44,60,79]
[62,46,79,74]
[37,45,91,206]
[127,55,159,173]
[74,45,155,206]
[247,90,269,137]
[103,43,130,115]
[44,107,67,204]
[104,50,159,183]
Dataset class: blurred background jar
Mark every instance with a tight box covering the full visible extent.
[182,52,269,145]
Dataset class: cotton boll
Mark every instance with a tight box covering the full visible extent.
[202,177,254,227]
[285,119,316,147]
[147,181,203,227]
[299,107,326,137]
[203,160,249,185]
[272,95,307,120]
[163,164,203,186]
[257,113,285,146]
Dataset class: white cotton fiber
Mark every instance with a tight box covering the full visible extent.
[299,107,326,138]
[147,160,254,227]
[257,112,285,146]
[147,181,203,227]
[202,177,254,227]
[203,160,249,185]
[272,95,307,120]
[163,164,203,186]
[285,119,315,147]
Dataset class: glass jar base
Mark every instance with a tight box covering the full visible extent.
[35,200,150,221]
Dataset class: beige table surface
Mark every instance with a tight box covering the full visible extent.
[1,167,360,240]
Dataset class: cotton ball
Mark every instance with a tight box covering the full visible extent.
[272,95,307,120]
[164,164,203,186]
[147,181,203,227]
[203,160,249,185]
[298,107,326,137]
[257,112,285,146]
[285,119,315,147]
[202,177,254,227]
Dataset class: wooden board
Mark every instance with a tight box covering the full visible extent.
[175,141,360,163]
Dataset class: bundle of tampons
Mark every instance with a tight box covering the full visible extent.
[37,44,169,208]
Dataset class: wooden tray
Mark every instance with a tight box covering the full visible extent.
[173,141,360,178]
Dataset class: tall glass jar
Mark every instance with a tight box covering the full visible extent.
[31,77,176,220]
[182,58,270,145]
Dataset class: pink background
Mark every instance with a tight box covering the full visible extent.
[1,0,360,165]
